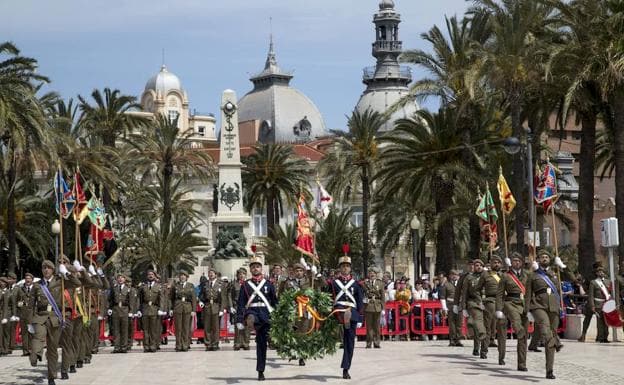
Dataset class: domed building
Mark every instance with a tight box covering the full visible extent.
[355,0,418,131]
[238,37,327,143]
[139,64,217,145]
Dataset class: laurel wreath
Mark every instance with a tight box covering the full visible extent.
[269,288,341,360]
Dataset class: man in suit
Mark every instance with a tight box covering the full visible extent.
[137,270,166,353]
[362,266,385,349]
[236,256,278,381]
[171,271,197,351]
[199,268,227,351]
[30,260,81,385]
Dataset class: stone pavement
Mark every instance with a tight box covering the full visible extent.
[1,339,623,385]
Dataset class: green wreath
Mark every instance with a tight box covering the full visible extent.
[269,288,340,360]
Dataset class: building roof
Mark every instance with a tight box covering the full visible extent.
[201,143,326,163]
[144,65,183,95]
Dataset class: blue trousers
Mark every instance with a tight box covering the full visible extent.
[341,322,356,370]
[255,321,270,372]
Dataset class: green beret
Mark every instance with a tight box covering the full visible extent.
[41,260,55,270]
[490,256,502,263]
[293,263,305,270]
[8,272,17,279]
[473,258,484,266]
[237,267,247,273]
[511,252,523,261]
[537,249,553,258]
[24,272,34,279]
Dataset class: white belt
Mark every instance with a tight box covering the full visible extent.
[336,301,356,308]
[248,303,267,308]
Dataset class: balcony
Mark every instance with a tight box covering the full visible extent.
[362,65,412,82]
[372,40,402,52]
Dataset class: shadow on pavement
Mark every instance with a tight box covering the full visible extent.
[209,375,343,384]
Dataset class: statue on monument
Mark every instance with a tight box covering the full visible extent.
[214,228,249,259]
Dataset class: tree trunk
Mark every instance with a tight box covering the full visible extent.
[266,190,276,240]
[611,89,624,266]
[509,89,526,254]
[361,166,371,276]
[7,154,17,275]
[161,164,172,240]
[435,178,455,274]
[578,111,597,278]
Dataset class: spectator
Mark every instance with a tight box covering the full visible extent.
[412,280,429,300]
[562,280,576,314]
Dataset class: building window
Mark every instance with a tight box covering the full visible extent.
[168,110,180,125]
[350,207,363,228]
[253,207,267,237]
[198,126,205,137]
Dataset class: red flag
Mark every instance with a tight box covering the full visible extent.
[73,168,88,223]
[294,193,317,262]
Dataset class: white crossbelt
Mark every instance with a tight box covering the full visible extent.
[595,279,611,301]
[245,279,274,313]
[335,279,356,308]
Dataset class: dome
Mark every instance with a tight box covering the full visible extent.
[144,65,183,95]
[355,87,419,131]
[239,85,327,143]
[379,0,395,10]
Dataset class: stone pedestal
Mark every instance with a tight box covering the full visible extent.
[213,258,252,282]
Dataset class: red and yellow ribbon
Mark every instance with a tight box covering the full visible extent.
[295,295,349,334]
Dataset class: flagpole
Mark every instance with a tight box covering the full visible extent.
[58,164,66,324]
[550,206,565,310]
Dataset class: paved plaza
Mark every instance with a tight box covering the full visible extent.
[1,339,623,385]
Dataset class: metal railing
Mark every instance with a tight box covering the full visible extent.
[362,65,412,81]
[373,40,403,52]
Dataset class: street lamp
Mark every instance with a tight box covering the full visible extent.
[503,127,536,249]
[391,250,396,281]
[410,215,421,282]
[51,219,61,266]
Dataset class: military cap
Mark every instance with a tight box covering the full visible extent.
[41,260,55,270]
[24,272,34,279]
[208,267,218,274]
[126,277,133,284]
[490,255,502,263]
[8,272,17,280]
[510,252,523,261]
[293,263,306,270]
[249,255,263,267]
[237,267,248,273]
[537,249,553,258]
[59,255,70,264]
[178,271,189,277]
[272,262,284,268]
[116,271,127,278]
[338,255,351,266]
[449,269,459,275]
[472,258,485,266]
[0,277,7,284]
[595,265,605,273]
[221,276,229,282]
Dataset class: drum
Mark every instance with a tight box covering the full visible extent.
[602,299,623,327]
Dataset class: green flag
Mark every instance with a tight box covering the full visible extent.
[476,186,498,223]
[86,196,106,230]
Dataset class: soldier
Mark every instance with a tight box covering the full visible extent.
[16,273,36,356]
[83,264,107,363]
[525,250,561,379]
[440,269,462,346]
[108,273,133,353]
[7,272,19,352]
[126,277,138,350]
[460,259,487,358]
[475,256,506,360]
[236,255,278,381]
[362,266,385,349]
[585,266,612,343]
[326,250,364,380]
[30,260,81,385]
[230,268,250,351]
[171,271,197,351]
[93,267,110,355]
[0,277,9,356]
[454,260,475,346]
[495,252,529,371]
[59,260,79,379]
[199,268,227,351]
[137,270,166,353]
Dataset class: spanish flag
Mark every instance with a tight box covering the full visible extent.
[497,168,516,215]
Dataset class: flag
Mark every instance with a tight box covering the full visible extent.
[86,196,106,230]
[534,161,558,212]
[85,217,115,263]
[72,168,89,223]
[294,192,317,261]
[497,170,516,215]
[476,185,498,251]
[54,167,75,219]
[316,180,333,219]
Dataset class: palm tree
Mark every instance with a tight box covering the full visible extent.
[242,143,310,240]
[315,208,363,275]
[259,223,300,267]
[0,42,50,274]
[129,114,214,240]
[318,109,386,273]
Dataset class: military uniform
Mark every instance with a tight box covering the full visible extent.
[127,279,139,349]
[496,268,529,369]
[440,275,461,346]
[138,279,166,352]
[362,271,385,348]
[0,278,10,355]
[199,276,228,350]
[230,272,250,350]
[7,274,19,352]
[15,277,36,356]
[475,268,505,358]
[109,280,134,353]
[171,277,197,351]
[460,267,487,357]
[525,266,560,378]
[587,275,612,342]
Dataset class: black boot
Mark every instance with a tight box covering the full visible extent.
[546,370,555,379]
[480,351,487,359]
[299,359,306,366]
[498,358,505,365]
[343,369,351,379]
[76,361,83,368]
[61,372,69,380]
[48,380,56,385]
[258,371,265,381]
[517,367,528,372]
[69,366,76,373]
[472,349,479,356]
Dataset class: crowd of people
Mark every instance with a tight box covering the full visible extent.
[0,249,623,383]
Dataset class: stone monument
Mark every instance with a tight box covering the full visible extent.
[210,89,254,279]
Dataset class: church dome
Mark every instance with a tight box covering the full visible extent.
[355,88,418,131]
[238,38,327,143]
[379,0,395,10]
[144,65,183,95]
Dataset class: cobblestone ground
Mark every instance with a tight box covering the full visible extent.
[1,339,623,385]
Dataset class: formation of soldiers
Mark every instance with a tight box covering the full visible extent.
[1,247,623,384]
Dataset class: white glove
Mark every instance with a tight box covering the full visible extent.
[483,266,490,271]
[440,299,448,312]
[199,301,205,309]
[136,311,142,318]
[381,310,385,316]
[157,310,167,316]
[300,257,310,270]
[218,311,223,317]
[452,305,459,314]
[554,257,566,269]
[27,324,35,334]
[73,260,81,270]
[504,257,512,267]
[531,261,539,271]
[88,265,96,276]
[97,267,104,277]
[527,312,534,323]
[97,316,104,321]
[169,310,174,317]
[59,264,69,276]
[128,313,134,318]
[191,311,196,316]
[10,316,19,322]
[356,322,363,329]
[311,265,318,275]
[462,310,469,318]
[495,311,505,319]
[236,322,245,330]
[230,307,236,314]
[107,309,113,316]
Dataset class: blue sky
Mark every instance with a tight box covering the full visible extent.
[1,0,470,130]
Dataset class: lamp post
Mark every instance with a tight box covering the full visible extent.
[391,250,396,281]
[410,215,421,282]
[51,219,61,266]
[503,127,536,249]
